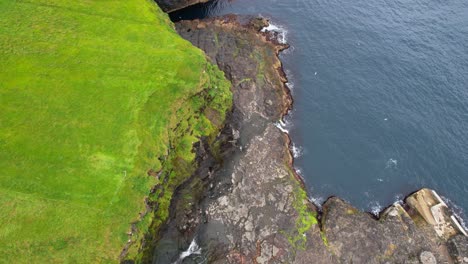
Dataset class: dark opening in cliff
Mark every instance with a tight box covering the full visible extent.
[167,0,223,22]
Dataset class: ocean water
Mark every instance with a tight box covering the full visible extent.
[171,0,468,219]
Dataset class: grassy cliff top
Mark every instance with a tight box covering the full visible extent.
[0,0,230,262]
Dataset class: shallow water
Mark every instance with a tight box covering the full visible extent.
[172,0,468,219]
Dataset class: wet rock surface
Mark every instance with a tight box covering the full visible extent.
[148,15,467,264]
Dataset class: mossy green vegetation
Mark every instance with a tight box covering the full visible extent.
[0,0,231,262]
[128,64,231,262]
[320,231,329,247]
[284,167,318,250]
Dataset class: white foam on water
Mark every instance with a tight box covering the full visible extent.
[284,70,296,94]
[286,81,294,92]
[377,178,384,182]
[385,158,398,169]
[291,143,303,158]
[309,196,325,209]
[394,193,404,205]
[369,201,383,216]
[261,22,288,44]
[285,113,295,124]
[295,167,303,176]
[173,238,202,264]
[441,196,468,232]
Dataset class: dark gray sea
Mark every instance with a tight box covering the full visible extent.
[171,0,468,221]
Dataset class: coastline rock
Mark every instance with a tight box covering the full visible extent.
[148,15,467,263]
[322,197,450,263]
[152,16,333,263]
[405,188,467,239]
[176,16,291,121]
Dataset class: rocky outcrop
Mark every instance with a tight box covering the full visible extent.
[148,15,467,264]
[151,16,333,263]
[322,189,468,263]
[405,189,468,240]
[321,189,468,263]
[155,0,210,13]
[323,197,447,263]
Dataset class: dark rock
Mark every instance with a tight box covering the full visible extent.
[447,235,468,263]
[154,0,210,13]
[176,15,291,121]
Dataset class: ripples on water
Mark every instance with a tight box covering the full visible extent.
[172,0,468,219]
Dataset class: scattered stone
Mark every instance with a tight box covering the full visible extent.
[420,251,437,264]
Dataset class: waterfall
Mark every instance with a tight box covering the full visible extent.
[172,238,201,264]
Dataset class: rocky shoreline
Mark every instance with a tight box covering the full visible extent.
[140,2,468,263]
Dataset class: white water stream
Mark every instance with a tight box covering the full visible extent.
[172,237,202,264]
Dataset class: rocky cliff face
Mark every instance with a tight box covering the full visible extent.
[146,5,468,262]
[151,16,333,263]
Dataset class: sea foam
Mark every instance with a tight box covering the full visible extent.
[385,158,398,169]
[441,196,468,232]
[291,143,303,158]
[261,22,288,44]
[369,201,383,216]
[309,196,325,209]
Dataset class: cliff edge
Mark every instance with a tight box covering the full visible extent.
[147,15,467,264]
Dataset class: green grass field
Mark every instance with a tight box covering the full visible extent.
[0,0,231,262]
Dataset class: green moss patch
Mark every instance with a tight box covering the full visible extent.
[284,168,318,250]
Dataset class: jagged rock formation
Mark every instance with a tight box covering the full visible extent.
[148,13,467,264]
